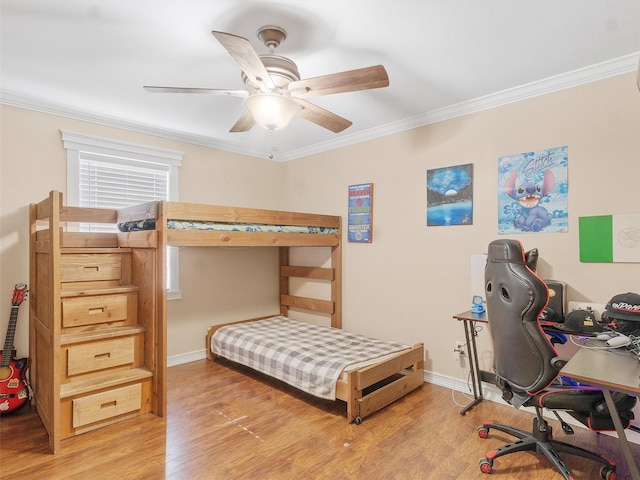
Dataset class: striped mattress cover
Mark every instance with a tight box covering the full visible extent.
[210,316,409,400]
[117,219,338,234]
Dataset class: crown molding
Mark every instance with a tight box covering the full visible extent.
[2,52,638,162]
[285,52,640,160]
[0,91,269,159]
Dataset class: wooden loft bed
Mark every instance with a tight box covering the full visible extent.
[147,199,344,329]
[29,190,422,453]
[117,197,344,330]
[121,197,423,423]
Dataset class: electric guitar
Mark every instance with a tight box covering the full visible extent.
[0,284,30,414]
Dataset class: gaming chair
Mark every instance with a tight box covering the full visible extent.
[478,239,637,480]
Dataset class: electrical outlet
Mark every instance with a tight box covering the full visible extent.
[567,301,607,321]
[454,341,465,361]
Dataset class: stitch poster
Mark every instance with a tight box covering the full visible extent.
[498,146,568,234]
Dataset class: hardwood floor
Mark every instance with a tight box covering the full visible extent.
[2,358,638,479]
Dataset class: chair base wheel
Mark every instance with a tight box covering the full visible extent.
[600,466,617,480]
[478,419,619,480]
[479,458,493,474]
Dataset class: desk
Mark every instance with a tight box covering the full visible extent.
[561,346,640,480]
[452,310,490,414]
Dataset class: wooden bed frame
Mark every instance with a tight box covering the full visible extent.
[151,200,424,423]
[206,321,424,424]
[30,191,423,453]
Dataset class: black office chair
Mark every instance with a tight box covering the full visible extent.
[478,239,637,480]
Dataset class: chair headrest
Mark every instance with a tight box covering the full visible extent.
[487,239,528,265]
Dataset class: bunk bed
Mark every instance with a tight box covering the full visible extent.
[30,191,424,452]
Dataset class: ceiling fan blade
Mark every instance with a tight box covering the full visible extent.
[212,31,275,93]
[144,86,248,97]
[294,99,352,133]
[229,110,256,132]
[287,65,389,99]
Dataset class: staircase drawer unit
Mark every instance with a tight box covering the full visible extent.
[30,192,163,453]
[59,368,153,437]
[72,383,142,429]
[29,211,158,452]
[66,336,138,377]
[61,253,124,283]
[62,291,138,329]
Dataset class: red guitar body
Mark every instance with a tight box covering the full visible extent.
[0,353,30,414]
[0,283,30,415]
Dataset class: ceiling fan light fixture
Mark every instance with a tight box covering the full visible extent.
[245,93,300,130]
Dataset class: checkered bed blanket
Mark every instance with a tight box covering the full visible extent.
[211,316,409,400]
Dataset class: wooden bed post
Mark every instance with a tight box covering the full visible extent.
[346,370,362,423]
[49,191,63,453]
[155,202,168,417]
[329,214,342,329]
[279,247,290,318]
[29,190,63,453]
[331,241,342,329]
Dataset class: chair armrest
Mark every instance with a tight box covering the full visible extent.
[550,356,568,370]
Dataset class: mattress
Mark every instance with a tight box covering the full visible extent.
[210,316,409,400]
[117,219,338,234]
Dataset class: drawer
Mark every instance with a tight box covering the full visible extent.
[62,293,132,328]
[67,337,135,377]
[61,253,122,283]
[72,383,142,428]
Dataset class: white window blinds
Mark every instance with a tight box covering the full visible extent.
[79,154,170,207]
[63,130,183,298]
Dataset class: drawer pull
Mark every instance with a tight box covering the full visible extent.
[101,401,117,409]
[94,352,111,360]
[83,266,100,272]
[88,307,105,315]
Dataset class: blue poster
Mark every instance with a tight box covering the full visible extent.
[426,164,473,226]
[348,183,373,243]
[498,146,568,234]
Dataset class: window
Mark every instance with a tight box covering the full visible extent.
[62,130,183,299]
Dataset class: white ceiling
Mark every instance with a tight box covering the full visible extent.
[2,1,639,161]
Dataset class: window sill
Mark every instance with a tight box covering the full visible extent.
[167,290,183,301]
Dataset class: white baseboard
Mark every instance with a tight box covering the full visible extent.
[424,369,503,401]
[167,349,207,367]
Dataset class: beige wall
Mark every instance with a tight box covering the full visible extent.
[281,72,640,379]
[1,72,639,382]
[0,106,283,359]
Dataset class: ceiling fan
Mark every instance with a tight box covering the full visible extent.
[144,25,389,133]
